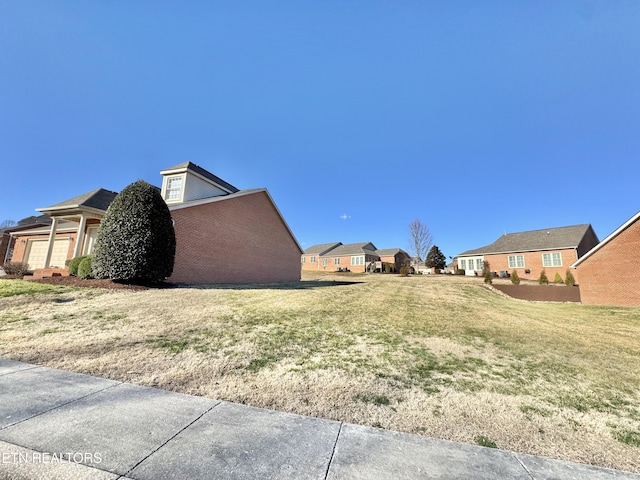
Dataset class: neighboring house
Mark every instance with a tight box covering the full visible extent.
[301,242,410,273]
[9,162,302,284]
[300,242,342,271]
[377,248,411,272]
[455,224,599,282]
[572,211,640,307]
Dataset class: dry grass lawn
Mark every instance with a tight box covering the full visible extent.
[1,273,639,473]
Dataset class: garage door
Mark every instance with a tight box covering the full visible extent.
[25,239,71,270]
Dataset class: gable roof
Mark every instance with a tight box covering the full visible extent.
[321,242,378,257]
[161,162,239,194]
[303,242,342,255]
[572,212,640,268]
[37,188,118,214]
[458,224,594,256]
[376,248,408,256]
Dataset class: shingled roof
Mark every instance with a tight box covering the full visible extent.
[376,248,408,256]
[321,242,378,257]
[458,224,594,256]
[37,188,119,213]
[303,242,342,255]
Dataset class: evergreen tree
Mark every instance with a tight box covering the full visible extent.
[511,270,520,285]
[538,269,549,285]
[565,269,576,286]
[425,245,446,270]
[93,180,176,284]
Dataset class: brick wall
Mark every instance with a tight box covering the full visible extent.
[575,219,640,306]
[169,191,302,284]
[483,248,579,283]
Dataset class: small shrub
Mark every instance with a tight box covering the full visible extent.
[482,261,492,284]
[67,255,88,276]
[384,263,392,274]
[2,261,29,277]
[77,256,94,279]
[511,270,520,285]
[399,265,411,277]
[553,272,563,284]
[565,269,576,286]
[539,269,549,285]
[456,269,465,275]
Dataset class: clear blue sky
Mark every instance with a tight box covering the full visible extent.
[1,1,638,259]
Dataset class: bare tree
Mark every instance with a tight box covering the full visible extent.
[408,219,433,266]
[0,220,17,230]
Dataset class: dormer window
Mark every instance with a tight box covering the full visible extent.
[166,176,183,201]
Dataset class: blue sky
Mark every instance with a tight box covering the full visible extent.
[1,1,638,259]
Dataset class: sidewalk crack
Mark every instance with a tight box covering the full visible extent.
[324,422,343,480]
[123,400,222,477]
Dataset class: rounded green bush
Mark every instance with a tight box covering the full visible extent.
[92,180,176,284]
[67,256,88,276]
[78,256,94,279]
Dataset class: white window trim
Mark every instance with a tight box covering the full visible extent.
[334,258,340,265]
[508,255,525,269]
[542,252,562,267]
[351,255,364,266]
[164,174,184,202]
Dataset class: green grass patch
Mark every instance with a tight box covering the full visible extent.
[612,428,640,447]
[0,279,76,297]
[475,435,497,448]
[356,393,391,406]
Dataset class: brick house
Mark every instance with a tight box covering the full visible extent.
[8,162,302,284]
[301,242,410,273]
[572,212,640,306]
[455,224,599,282]
[300,242,342,271]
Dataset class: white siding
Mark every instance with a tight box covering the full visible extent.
[183,171,226,201]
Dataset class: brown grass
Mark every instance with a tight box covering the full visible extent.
[1,273,639,473]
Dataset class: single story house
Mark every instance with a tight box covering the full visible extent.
[572,211,640,306]
[8,162,302,284]
[455,224,599,282]
[301,242,410,273]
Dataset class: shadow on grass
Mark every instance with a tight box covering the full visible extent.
[177,280,364,290]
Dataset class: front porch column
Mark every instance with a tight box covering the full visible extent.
[43,217,59,268]
[73,215,87,258]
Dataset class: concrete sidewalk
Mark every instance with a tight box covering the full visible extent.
[0,358,638,480]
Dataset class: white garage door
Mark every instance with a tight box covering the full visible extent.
[25,239,71,270]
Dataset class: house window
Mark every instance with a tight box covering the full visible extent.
[543,252,562,267]
[351,255,364,266]
[301,256,306,264]
[475,259,483,270]
[166,176,183,201]
[460,259,467,270]
[310,256,316,263]
[334,258,340,265]
[508,255,525,268]
[322,258,328,266]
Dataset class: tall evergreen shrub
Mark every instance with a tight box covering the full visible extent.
[93,180,176,283]
[565,269,576,286]
[538,269,549,285]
